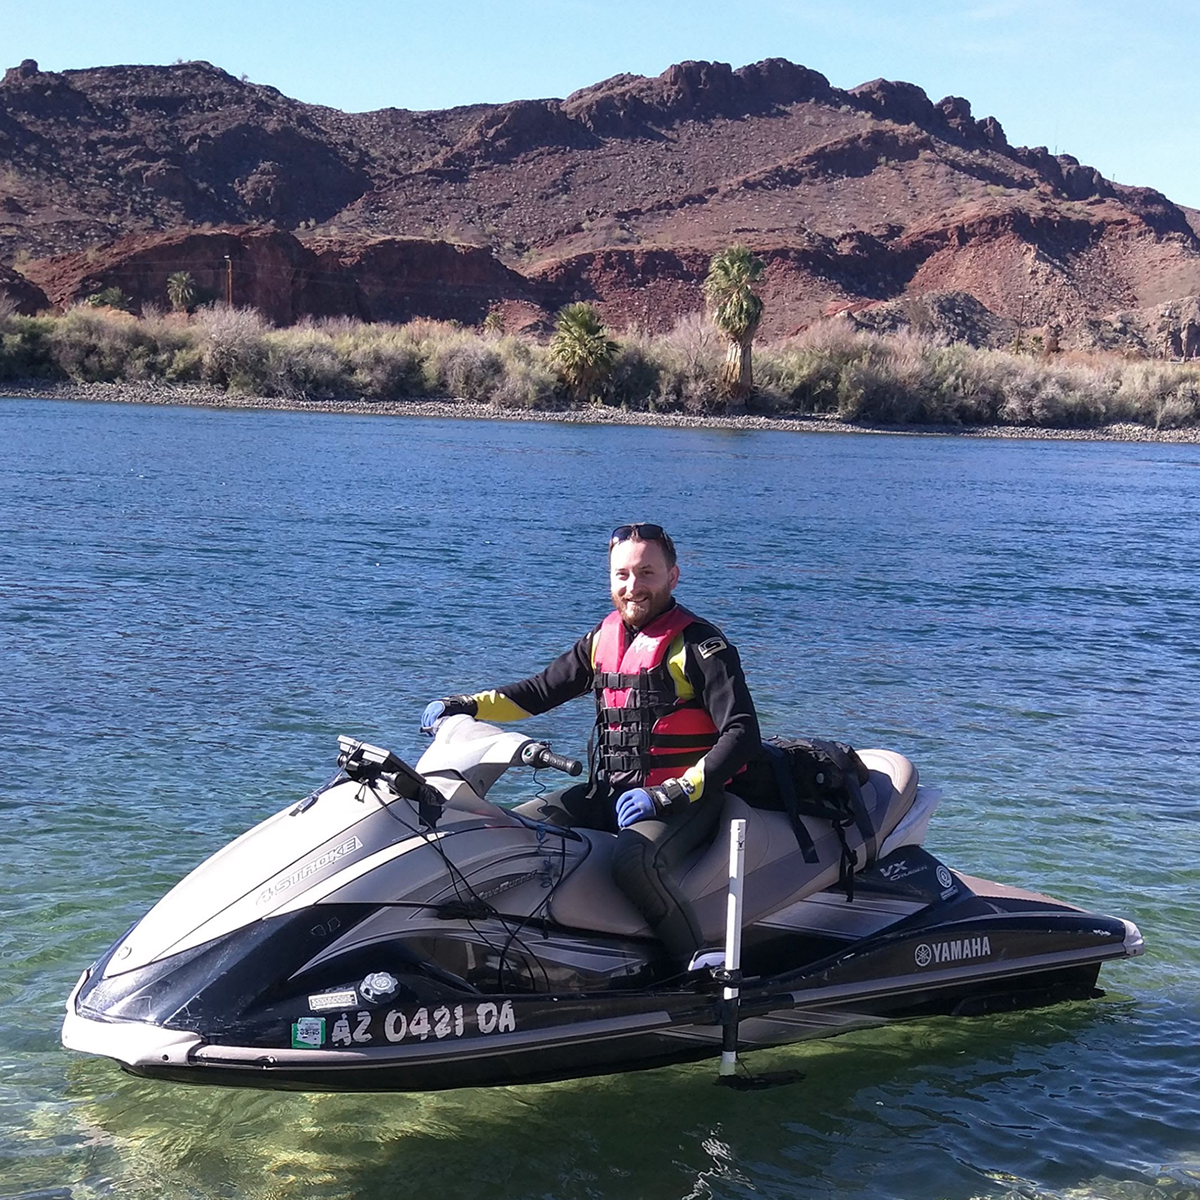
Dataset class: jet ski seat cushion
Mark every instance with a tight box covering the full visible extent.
[547,750,918,941]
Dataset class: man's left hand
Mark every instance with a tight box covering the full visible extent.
[616,788,659,828]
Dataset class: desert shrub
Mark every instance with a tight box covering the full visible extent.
[1154,377,1200,427]
[398,318,465,362]
[834,356,915,422]
[1106,360,1200,428]
[137,311,200,380]
[82,286,134,312]
[763,322,871,413]
[164,343,203,382]
[657,312,722,372]
[1124,366,1200,428]
[989,354,1111,427]
[606,338,661,407]
[757,345,842,412]
[303,315,367,337]
[666,376,721,412]
[427,334,506,400]
[756,326,1184,428]
[48,307,178,382]
[262,328,353,400]
[345,331,425,400]
[917,342,999,424]
[644,314,723,412]
[490,356,559,408]
[762,326,924,422]
[191,305,268,391]
[493,333,546,370]
[0,314,61,380]
[2,302,1197,430]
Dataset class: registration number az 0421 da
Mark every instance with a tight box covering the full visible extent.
[317,1000,518,1048]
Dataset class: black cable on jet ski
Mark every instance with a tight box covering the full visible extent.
[341,738,565,994]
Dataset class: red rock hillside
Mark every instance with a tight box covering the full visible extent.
[2,55,1199,353]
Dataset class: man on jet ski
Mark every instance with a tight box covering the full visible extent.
[421,522,761,971]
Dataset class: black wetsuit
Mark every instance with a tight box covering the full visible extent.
[493,600,761,966]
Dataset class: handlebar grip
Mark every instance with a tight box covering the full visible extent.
[521,743,584,776]
[545,751,583,777]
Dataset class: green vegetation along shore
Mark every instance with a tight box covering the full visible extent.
[3,304,1199,438]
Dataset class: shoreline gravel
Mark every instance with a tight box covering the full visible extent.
[5,379,1200,443]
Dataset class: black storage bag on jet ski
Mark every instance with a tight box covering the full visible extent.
[759,736,877,900]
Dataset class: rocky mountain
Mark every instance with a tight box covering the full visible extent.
[3,55,1199,351]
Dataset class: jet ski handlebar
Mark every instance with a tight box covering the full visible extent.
[520,742,584,777]
[336,736,430,799]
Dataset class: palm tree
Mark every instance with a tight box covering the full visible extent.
[703,246,765,399]
[549,302,617,402]
[167,271,196,313]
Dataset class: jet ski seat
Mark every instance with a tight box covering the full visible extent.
[547,749,919,942]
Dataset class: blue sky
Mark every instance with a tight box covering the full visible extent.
[7,0,1198,208]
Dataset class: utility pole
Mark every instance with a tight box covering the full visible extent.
[1014,291,1027,353]
[223,255,233,307]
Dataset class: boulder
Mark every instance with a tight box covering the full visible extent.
[436,100,598,167]
[849,79,937,127]
[2,58,40,84]
[1055,154,1111,201]
[0,262,49,314]
[841,290,1015,348]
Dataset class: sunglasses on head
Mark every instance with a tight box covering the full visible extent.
[610,523,666,545]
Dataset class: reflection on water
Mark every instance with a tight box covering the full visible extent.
[2,399,1199,1200]
[33,1000,1198,1200]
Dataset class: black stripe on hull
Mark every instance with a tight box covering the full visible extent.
[123,961,1104,1093]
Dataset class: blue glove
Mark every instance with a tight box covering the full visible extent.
[420,700,447,734]
[616,788,658,828]
[421,694,479,736]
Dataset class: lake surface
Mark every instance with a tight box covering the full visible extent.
[1,396,1198,1200]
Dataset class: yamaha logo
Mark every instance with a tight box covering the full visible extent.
[936,865,954,889]
[914,936,992,967]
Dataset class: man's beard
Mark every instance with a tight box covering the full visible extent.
[612,584,673,628]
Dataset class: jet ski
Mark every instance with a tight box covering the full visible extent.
[62,717,1143,1093]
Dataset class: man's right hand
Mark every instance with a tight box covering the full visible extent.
[420,695,479,735]
[616,788,659,828]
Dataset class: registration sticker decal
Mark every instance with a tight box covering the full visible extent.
[291,1016,326,1048]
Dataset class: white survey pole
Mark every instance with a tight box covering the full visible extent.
[719,817,747,1078]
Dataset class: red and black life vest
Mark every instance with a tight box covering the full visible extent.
[590,605,719,787]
